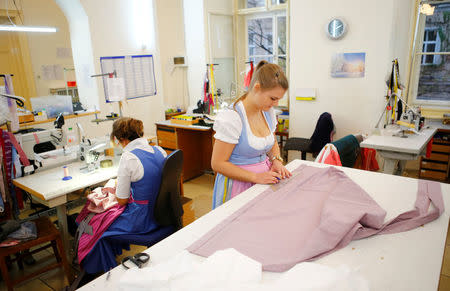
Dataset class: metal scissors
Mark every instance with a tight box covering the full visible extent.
[121,252,150,269]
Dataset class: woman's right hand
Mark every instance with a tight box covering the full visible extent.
[253,171,282,184]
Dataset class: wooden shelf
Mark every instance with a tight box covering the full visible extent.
[419,129,450,182]
[19,111,100,128]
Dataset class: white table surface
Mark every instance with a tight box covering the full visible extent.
[360,125,437,155]
[13,159,120,201]
[80,160,450,291]
[155,119,212,131]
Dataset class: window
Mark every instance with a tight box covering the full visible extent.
[421,28,441,65]
[247,12,287,72]
[409,2,450,105]
[235,0,289,106]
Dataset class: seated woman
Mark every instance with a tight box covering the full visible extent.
[80,117,168,274]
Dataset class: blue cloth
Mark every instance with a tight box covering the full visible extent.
[212,104,275,209]
[82,147,170,273]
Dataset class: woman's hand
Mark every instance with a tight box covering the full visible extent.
[253,170,282,184]
[270,160,292,179]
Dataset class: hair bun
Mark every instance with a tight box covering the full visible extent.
[256,60,268,71]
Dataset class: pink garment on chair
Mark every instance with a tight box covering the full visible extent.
[87,187,118,213]
[188,165,444,272]
[314,144,342,166]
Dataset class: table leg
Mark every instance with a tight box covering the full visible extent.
[383,158,398,175]
[396,160,407,175]
[56,204,70,257]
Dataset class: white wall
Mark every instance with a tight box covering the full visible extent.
[184,0,207,107]
[289,0,414,141]
[54,0,98,111]
[155,0,188,110]
[54,0,165,138]
[21,0,75,97]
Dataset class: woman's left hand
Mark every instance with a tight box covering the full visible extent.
[271,160,292,179]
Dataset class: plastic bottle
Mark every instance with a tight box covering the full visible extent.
[41,109,48,120]
[66,127,77,145]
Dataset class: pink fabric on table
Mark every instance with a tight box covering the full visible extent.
[86,187,119,213]
[230,158,272,199]
[76,196,125,263]
[188,165,444,272]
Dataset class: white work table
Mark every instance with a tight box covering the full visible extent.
[361,124,437,174]
[80,160,450,291]
[13,158,120,254]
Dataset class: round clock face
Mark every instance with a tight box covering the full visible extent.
[327,19,346,39]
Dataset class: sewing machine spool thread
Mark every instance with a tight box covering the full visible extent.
[62,166,72,181]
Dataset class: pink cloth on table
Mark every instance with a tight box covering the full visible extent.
[76,189,126,263]
[230,158,272,199]
[87,187,118,213]
[188,165,444,272]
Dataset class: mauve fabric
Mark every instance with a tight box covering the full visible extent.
[188,165,444,272]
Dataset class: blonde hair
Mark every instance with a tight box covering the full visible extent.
[234,60,288,107]
[110,117,144,142]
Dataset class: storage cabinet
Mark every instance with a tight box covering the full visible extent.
[419,129,450,182]
[156,123,214,181]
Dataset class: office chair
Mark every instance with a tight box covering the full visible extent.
[283,112,335,160]
[107,149,184,247]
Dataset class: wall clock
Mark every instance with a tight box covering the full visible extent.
[327,18,347,40]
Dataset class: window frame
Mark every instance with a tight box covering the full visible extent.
[245,10,287,72]
[407,0,450,107]
[421,27,441,65]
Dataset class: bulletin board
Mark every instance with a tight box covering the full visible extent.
[100,54,157,102]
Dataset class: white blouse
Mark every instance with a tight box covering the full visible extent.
[116,137,167,199]
[213,101,277,150]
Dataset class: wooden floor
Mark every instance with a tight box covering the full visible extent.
[1,169,449,290]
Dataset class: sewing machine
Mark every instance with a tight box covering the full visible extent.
[395,107,424,137]
[76,123,108,172]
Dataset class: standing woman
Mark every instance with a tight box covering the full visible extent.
[81,117,169,274]
[211,61,291,209]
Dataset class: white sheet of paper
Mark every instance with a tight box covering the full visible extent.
[295,88,316,98]
[107,78,126,102]
[56,47,72,58]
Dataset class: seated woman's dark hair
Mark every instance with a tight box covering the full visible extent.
[110,117,144,143]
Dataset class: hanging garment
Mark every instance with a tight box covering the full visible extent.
[314,144,342,166]
[1,131,20,215]
[0,146,5,212]
[357,148,380,172]
[188,165,444,272]
[331,134,360,167]
[310,112,335,154]
[4,75,19,132]
[244,61,254,89]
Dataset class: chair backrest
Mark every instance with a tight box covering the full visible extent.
[154,150,184,231]
[310,112,335,154]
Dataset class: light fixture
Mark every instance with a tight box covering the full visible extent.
[0,25,57,32]
[420,3,435,16]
